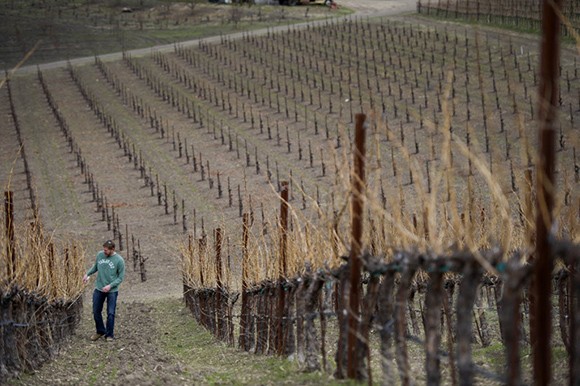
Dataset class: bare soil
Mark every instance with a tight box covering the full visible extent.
[7,297,340,385]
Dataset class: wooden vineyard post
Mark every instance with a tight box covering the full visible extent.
[425,263,444,385]
[347,113,366,380]
[48,243,56,299]
[456,259,482,385]
[239,213,250,351]
[500,257,530,386]
[64,248,70,295]
[138,240,146,282]
[215,227,225,341]
[276,181,289,356]
[533,0,561,384]
[198,235,207,329]
[5,191,15,281]
[184,234,193,297]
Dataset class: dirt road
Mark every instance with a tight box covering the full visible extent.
[337,0,415,15]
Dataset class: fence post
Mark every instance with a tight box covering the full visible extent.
[276,181,289,356]
[533,0,561,384]
[347,113,366,380]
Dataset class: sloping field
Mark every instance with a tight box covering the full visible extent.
[1,1,578,383]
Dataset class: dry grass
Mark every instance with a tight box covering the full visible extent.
[0,208,85,302]
[181,84,578,289]
[173,12,579,291]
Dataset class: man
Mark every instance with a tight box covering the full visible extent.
[83,240,125,342]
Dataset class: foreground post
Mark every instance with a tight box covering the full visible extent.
[277,181,289,356]
[239,213,250,350]
[347,114,366,379]
[533,0,561,384]
[5,191,15,281]
[215,228,224,341]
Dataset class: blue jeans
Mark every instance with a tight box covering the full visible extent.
[92,289,118,338]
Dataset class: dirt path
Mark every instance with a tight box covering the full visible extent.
[8,297,336,385]
[337,0,415,15]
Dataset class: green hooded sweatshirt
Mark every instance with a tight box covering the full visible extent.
[86,251,125,292]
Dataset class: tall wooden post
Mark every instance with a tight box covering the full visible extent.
[64,248,70,295]
[184,234,193,298]
[215,228,224,340]
[239,213,250,350]
[5,191,15,281]
[347,114,366,379]
[277,181,289,356]
[533,0,561,385]
[198,235,207,328]
[48,243,56,299]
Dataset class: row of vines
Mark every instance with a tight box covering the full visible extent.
[173,9,579,386]
[90,15,579,250]
[1,3,578,383]
[0,78,84,382]
[417,0,580,37]
[37,9,575,384]
[0,66,152,381]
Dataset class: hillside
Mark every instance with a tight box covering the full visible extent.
[1,0,578,384]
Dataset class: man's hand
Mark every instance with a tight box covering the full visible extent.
[83,274,89,284]
[102,284,111,293]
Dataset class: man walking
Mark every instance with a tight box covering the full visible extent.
[83,240,125,342]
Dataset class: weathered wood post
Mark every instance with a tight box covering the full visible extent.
[48,243,56,299]
[5,191,15,281]
[347,113,366,380]
[215,228,225,341]
[500,256,530,386]
[276,181,289,356]
[456,259,482,386]
[425,262,444,386]
[239,213,250,350]
[198,234,207,329]
[533,0,561,384]
[184,234,193,301]
[138,240,146,282]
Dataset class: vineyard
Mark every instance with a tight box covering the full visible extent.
[0,0,346,70]
[417,0,580,38]
[1,0,579,384]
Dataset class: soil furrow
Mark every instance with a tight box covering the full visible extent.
[0,86,31,222]
[39,67,186,298]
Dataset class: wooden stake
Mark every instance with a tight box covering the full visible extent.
[347,114,366,379]
[276,181,289,356]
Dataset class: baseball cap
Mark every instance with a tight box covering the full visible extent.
[103,240,115,249]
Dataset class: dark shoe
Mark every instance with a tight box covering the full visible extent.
[105,336,114,342]
[90,333,104,341]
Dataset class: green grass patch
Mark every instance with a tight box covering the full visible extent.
[154,297,349,385]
